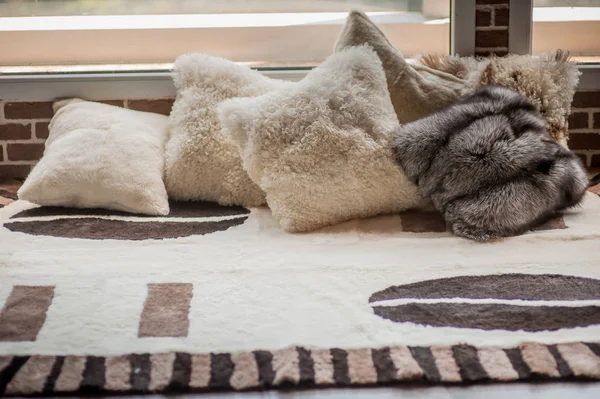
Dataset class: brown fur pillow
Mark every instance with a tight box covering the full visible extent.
[415,51,581,146]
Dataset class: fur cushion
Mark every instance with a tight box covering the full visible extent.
[164,54,291,207]
[18,99,170,215]
[393,86,588,241]
[218,45,422,232]
[416,51,580,146]
[334,10,469,124]
[336,10,580,147]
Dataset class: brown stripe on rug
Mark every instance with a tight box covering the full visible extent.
[585,343,600,357]
[11,201,250,219]
[4,217,247,240]
[105,355,131,391]
[430,346,462,382]
[43,356,65,393]
[310,349,334,385]
[209,353,234,389]
[556,343,600,379]
[371,347,397,383]
[54,356,86,393]
[346,348,377,384]
[297,347,315,385]
[80,356,106,392]
[4,355,56,395]
[399,211,447,233]
[520,343,561,378]
[503,348,532,379]
[149,353,175,391]
[129,354,152,391]
[330,349,351,385]
[532,214,567,231]
[408,347,441,382]
[547,344,575,378]
[389,346,424,380]
[476,347,519,381]
[372,303,600,331]
[272,347,300,385]
[1,342,600,395]
[252,350,275,387]
[397,211,566,233]
[370,274,600,302]
[0,285,54,341]
[167,353,192,391]
[0,356,30,395]
[230,352,259,390]
[189,354,211,389]
[138,283,193,338]
[451,344,489,382]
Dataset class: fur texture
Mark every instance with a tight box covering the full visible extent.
[219,45,422,233]
[334,10,579,146]
[19,99,170,215]
[416,51,581,145]
[393,86,588,241]
[164,53,292,207]
[334,10,469,124]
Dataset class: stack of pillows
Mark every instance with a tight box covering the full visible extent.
[18,11,588,240]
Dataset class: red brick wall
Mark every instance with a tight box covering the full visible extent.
[475,0,509,57]
[0,99,173,179]
[569,92,600,168]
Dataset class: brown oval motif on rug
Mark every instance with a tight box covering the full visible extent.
[4,206,568,241]
[4,201,249,241]
[369,274,600,332]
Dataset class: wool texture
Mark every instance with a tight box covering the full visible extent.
[18,99,170,216]
[164,53,292,206]
[416,51,580,145]
[219,45,422,232]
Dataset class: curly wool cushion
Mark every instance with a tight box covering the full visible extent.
[218,45,422,232]
[415,51,580,146]
[164,53,292,207]
[334,10,469,124]
[18,99,170,215]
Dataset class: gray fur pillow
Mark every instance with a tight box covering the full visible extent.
[393,86,588,241]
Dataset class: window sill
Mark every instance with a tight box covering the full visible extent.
[0,63,598,102]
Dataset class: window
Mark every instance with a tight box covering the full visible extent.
[0,0,451,71]
[532,0,600,63]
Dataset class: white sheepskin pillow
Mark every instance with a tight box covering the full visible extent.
[218,45,422,232]
[164,53,291,207]
[18,99,170,216]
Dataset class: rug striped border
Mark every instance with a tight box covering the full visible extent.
[1,342,599,396]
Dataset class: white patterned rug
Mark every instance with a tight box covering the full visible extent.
[1,189,600,396]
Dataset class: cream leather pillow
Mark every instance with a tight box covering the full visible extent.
[18,99,170,216]
[165,53,292,207]
[218,46,422,232]
[334,10,470,124]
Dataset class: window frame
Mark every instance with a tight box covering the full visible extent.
[0,2,455,69]
[4,1,599,100]
[0,1,472,101]
[509,0,600,91]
